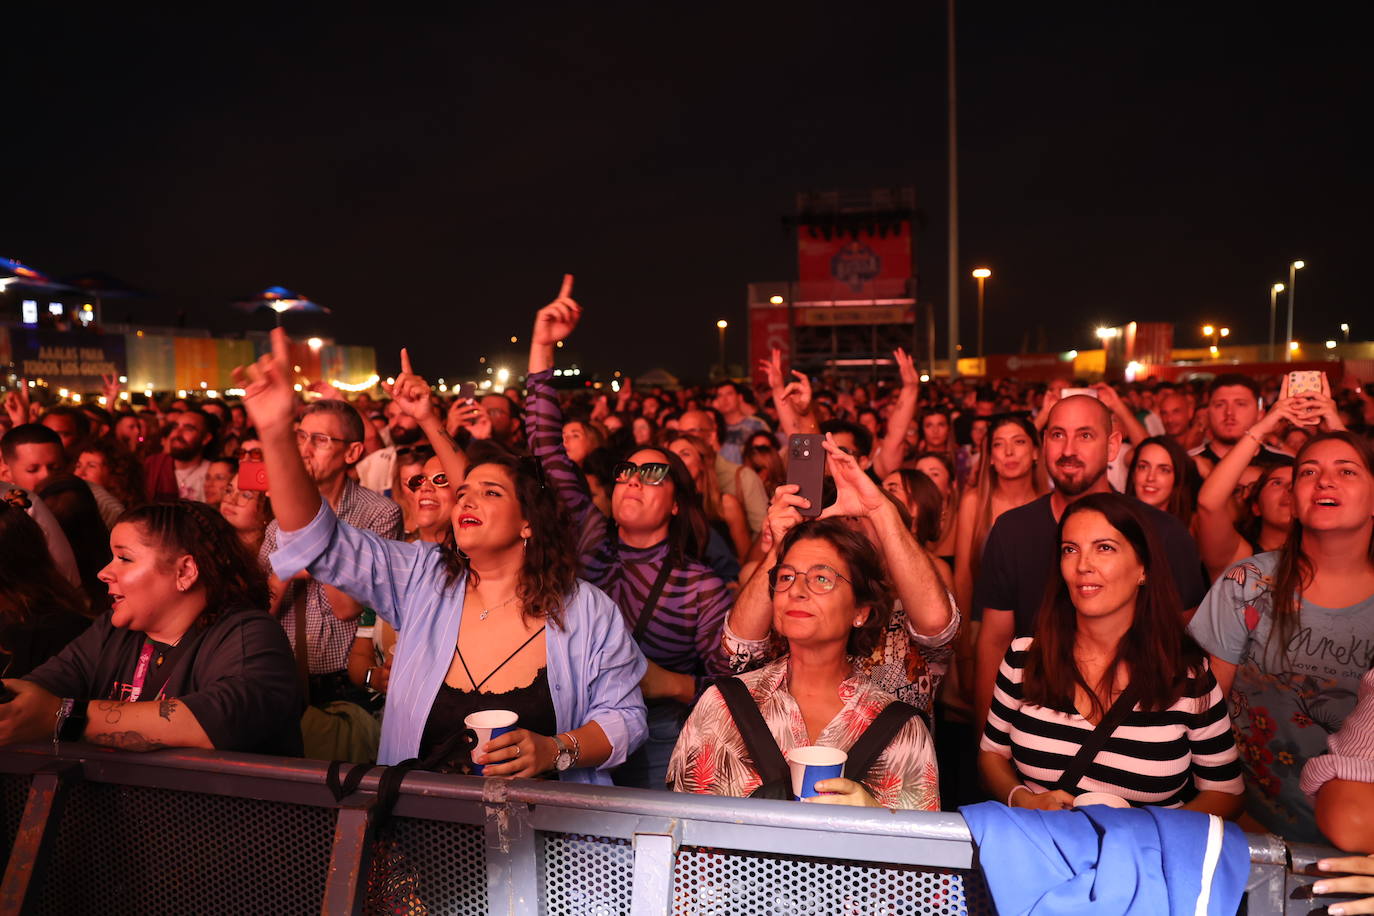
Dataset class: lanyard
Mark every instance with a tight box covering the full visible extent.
[128,641,156,702]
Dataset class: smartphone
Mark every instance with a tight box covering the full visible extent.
[1287,370,1323,398]
[786,434,826,519]
[1061,387,1099,399]
[457,382,477,404]
[238,460,269,491]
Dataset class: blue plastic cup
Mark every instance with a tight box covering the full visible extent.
[465,709,518,775]
[786,745,847,799]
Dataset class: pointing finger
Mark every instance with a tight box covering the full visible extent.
[559,273,574,300]
[400,348,414,376]
[270,327,290,369]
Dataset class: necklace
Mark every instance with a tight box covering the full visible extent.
[475,593,520,621]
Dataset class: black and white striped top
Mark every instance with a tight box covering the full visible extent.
[981,637,1244,807]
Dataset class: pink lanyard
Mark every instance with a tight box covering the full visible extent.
[128,642,156,702]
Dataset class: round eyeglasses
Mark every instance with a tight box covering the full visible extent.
[769,564,851,595]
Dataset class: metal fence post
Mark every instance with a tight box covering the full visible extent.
[630,817,681,916]
[322,805,374,916]
[483,782,541,915]
[0,759,82,916]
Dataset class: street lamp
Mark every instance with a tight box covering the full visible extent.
[716,319,728,379]
[1285,260,1305,363]
[1341,322,1351,343]
[1269,283,1284,361]
[971,268,992,362]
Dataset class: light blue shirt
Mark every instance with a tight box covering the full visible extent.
[271,502,648,782]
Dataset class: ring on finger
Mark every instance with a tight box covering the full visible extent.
[513,745,521,757]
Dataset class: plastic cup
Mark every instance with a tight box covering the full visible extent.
[1073,791,1130,809]
[786,745,847,799]
[465,709,518,775]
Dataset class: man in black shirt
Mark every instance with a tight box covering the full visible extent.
[972,395,1208,728]
[1193,374,1288,470]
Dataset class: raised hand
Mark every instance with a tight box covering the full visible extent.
[759,348,786,399]
[531,274,582,347]
[3,384,29,429]
[760,483,809,556]
[819,434,887,519]
[894,347,920,390]
[448,399,491,440]
[101,373,122,408]
[306,380,343,401]
[387,348,435,422]
[781,370,813,415]
[231,328,299,435]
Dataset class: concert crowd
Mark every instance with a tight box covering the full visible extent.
[3,276,1374,899]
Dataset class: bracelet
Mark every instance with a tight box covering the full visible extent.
[53,698,75,753]
[1243,428,1265,447]
[564,729,582,766]
[1006,784,1031,807]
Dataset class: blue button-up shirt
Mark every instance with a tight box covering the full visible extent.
[271,502,648,782]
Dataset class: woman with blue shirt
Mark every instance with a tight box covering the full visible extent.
[235,332,647,784]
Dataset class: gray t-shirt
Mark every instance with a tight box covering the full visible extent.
[1188,551,1374,843]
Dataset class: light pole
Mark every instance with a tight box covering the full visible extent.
[972,268,991,363]
[1285,260,1305,362]
[1269,283,1284,362]
[716,319,728,380]
[1341,322,1351,343]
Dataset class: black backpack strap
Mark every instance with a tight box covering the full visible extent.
[843,701,921,784]
[1055,682,1142,793]
[713,676,790,790]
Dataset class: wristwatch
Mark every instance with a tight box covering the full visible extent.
[552,732,580,771]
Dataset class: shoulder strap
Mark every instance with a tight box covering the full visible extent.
[843,701,921,784]
[713,677,789,788]
[1055,682,1142,793]
[292,584,311,703]
[634,559,674,641]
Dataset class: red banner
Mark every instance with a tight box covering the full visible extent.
[797,224,912,301]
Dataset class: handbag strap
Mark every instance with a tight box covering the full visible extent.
[326,727,476,830]
[714,676,790,788]
[843,701,921,784]
[1055,682,1142,793]
[633,559,674,641]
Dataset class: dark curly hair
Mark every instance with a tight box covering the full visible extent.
[77,437,146,508]
[115,500,270,623]
[772,517,891,657]
[0,499,92,627]
[440,442,580,629]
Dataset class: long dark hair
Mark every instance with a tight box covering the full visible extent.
[772,517,891,657]
[116,500,270,624]
[1265,432,1374,661]
[1240,459,1294,553]
[890,468,944,544]
[1023,492,1202,718]
[1125,435,1201,527]
[0,497,92,627]
[440,443,579,629]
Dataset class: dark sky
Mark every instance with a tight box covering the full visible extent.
[3,4,1367,381]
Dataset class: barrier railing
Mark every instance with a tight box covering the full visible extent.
[0,744,1345,915]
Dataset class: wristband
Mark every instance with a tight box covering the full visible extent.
[1006,784,1031,807]
[1244,428,1265,447]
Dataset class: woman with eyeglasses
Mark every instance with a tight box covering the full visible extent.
[219,477,273,557]
[526,277,733,790]
[237,333,646,782]
[390,446,436,538]
[673,443,949,809]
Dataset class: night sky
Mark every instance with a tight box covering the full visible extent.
[3,4,1367,382]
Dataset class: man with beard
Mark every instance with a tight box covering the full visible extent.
[970,395,1208,730]
[261,400,401,705]
[142,407,217,501]
[356,397,427,496]
[1192,374,1287,470]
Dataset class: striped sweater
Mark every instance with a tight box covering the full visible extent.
[981,636,1244,806]
[526,369,732,679]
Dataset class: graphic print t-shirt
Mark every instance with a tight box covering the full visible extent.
[1188,551,1374,843]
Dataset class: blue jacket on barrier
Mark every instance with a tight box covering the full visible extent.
[959,802,1249,916]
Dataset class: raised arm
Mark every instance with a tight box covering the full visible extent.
[821,435,954,637]
[1092,383,1150,448]
[720,484,809,668]
[389,347,468,484]
[873,348,920,478]
[759,349,819,438]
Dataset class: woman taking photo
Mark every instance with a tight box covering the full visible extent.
[238,332,646,782]
[1125,435,1201,530]
[0,500,302,755]
[1190,431,1374,842]
[669,516,939,810]
[981,492,1244,813]
[526,276,732,789]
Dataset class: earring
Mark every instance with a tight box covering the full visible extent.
[523,537,529,550]
[853,619,863,627]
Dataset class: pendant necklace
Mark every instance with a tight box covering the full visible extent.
[476,593,519,621]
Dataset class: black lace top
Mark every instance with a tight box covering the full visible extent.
[419,668,558,775]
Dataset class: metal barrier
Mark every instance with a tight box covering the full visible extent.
[0,744,1345,915]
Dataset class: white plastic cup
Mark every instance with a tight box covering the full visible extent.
[1073,791,1130,809]
[786,745,847,799]
[465,709,518,775]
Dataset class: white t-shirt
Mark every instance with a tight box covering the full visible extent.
[175,460,208,502]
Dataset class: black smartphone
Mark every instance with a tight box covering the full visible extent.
[457,382,477,404]
[786,434,826,519]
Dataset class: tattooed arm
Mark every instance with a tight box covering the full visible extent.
[81,697,214,751]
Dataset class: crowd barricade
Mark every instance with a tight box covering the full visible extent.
[0,744,1342,915]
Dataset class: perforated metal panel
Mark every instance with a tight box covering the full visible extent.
[672,846,995,916]
[543,832,634,915]
[383,816,487,914]
[31,781,334,916]
[0,773,32,875]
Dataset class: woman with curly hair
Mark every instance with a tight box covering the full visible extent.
[0,499,302,754]
[242,331,647,782]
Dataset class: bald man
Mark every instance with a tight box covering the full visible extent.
[971,395,1208,729]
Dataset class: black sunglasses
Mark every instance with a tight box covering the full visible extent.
[613,461,670,486]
